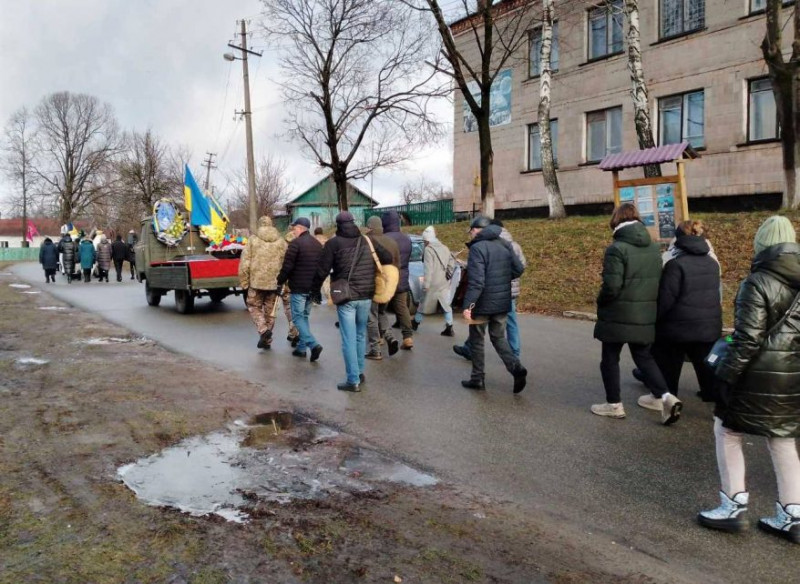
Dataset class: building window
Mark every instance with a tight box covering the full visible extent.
[588,0,623,60]
[529,22,559,77]
[750,0,793,13]
[659,90,704,148]
[749,78,778,142]
[528,120,558,171]
[586,107,622,162]
[660,0,705,39]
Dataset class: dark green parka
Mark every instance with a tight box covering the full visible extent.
[716,242,800,438]
[594,221,662,345]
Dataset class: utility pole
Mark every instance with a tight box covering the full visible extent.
[202,152,217,192]
[225,21,262,234]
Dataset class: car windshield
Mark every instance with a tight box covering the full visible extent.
[409,239,424,262]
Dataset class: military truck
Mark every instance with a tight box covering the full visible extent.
[134,217,243,314]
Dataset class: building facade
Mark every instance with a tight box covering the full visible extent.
[451,0,787,213]
[285,175,379,229]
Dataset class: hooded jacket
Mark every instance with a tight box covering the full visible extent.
[78,238,96,270]
[277,230,323,294]
[499,228,527,299]
[58,235,76,271]
[716,242,800,438]
[420,228,454,314]
[238,217,287,290]
[594,221,662,344]
[463,224,524,316]
[656,234,722,343]
[314,220,392,301]
[39,239,59,270]
[96,238,112,270]
[381,211,412,292]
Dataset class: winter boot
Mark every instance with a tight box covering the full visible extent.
[697,491,749,532]
[440,324,454,337]
[758,502,800,543]
[411,319,419,331]
[257,330,272,350]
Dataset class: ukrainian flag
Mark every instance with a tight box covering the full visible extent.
[184,165,212,226]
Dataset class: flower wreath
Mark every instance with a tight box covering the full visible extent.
[152,199,188,246]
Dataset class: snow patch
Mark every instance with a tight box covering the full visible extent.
[38,306,67,311]
[16,357,49,366]
[9,283,31,289]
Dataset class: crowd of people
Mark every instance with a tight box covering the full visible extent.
[39,229,138,284]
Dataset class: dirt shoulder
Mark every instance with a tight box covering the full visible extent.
[1,265,681,584]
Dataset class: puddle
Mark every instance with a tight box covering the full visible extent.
[9,283,31,289]
[118,412,437,523]
[38,306,68,311]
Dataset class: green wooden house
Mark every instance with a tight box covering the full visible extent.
[285,175,378,230]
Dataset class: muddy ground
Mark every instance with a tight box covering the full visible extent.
[1,267,664,584]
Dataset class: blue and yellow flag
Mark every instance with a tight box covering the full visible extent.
[184,165,212,226]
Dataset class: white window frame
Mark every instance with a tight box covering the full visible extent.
[528,120,559,171]
[586,107,623,162]
[588,0,624,61]
[529,22,559,78]
[660,0,705,39]
[658,89,705,149]
[748,77,779,142]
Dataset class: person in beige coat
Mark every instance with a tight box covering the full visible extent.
[239,216,287,349]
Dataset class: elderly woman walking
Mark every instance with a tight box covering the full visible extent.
[698,216,800,543]
[412,226,456,337]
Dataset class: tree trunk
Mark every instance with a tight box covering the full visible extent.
[624,0,660,178]
[539,0,566,219]
[761,0,800,209]
[477,114,495,218]
[333,170,349,211]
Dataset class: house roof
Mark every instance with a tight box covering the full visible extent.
[598,141,698,172]
[0,217,74,237]
[286,174,379,208]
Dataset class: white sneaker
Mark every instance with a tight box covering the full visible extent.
[637,394,663,411]
[590,402,626,419]
[662,393,683,425]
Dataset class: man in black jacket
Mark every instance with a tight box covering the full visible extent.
[277,217,324,362]
[111,235,128,282]
[381,210,414,349]
[314,212,392,391]
[461,216,527,393]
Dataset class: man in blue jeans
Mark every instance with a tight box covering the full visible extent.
[277,217,324,362]
[453,220,526,360]
[314,212,392,391]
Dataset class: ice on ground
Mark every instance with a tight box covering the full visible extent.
[81,337,135,345]
[39,306,67,311]
[9,283,31,289]
[16,357,49,366]
[21,290,41,294]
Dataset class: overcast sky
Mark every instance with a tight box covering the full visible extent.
[0,0,454,213]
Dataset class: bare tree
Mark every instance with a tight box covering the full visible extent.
[400,175,452,204]
[32,91,122,224]
[537,0,566,219]
[262,0,446,210]
[1,107,39,240]
[620,0,660,177]
[405,0,538,218]
[116,129,184,218]
[762,0,800,208]
[225,154,292,226]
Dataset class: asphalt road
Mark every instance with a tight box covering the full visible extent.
[11,263,800,583]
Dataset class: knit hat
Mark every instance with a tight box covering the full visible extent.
[422,225,436,242]
[366,215,383,234]
[335,211,355,224]
[754,216,796,255]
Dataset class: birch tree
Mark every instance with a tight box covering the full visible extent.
[32,91,122,223]
[537,0,565,218]
[262,0,445,211]
[622,0,660,177]
[762,0,800,208]
[405,0,538,218]
[1,108,39,238]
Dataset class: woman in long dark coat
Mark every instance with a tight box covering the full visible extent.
[39,238,59,283]
[698,216,800,543]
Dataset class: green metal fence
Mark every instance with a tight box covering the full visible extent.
[0,247,39,262]
[364,199,454,226]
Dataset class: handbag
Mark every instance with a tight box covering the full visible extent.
[364,236,399,303]
[432,246,455,280]
[330,236,363,305]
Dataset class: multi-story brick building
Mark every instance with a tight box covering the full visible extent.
[451,0,787,214]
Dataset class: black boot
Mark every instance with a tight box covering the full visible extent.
[440,324,454,337]
[411,320,419,331]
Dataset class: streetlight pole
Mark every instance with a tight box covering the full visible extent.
[225,20,262,234]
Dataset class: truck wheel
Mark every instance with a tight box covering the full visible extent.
[175,290,195,314]
[145,283,162,307]
[209,290,227,303]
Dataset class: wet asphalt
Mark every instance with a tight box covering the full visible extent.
[10,263,800,584]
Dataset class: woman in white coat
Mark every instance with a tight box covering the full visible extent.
[413,226,455,336]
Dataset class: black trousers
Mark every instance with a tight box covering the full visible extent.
[113,259,124,281]
[652,340,716,397]
[600,342,669,403]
